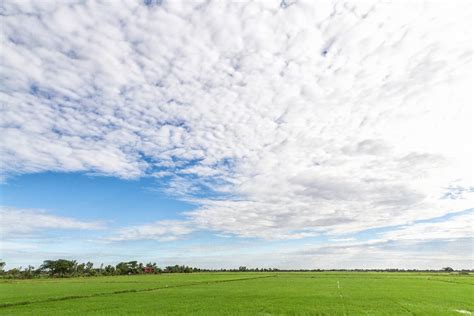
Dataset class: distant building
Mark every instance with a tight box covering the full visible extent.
[144,267,154,274]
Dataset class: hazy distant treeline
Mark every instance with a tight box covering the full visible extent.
[0,260,470,279]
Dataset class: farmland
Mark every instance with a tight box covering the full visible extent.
[0,272,472,315]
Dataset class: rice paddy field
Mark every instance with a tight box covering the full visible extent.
[0,272,472,315]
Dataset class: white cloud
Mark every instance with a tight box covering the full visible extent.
[381,211,474,241]
[108,220,193,242]
[280,237,474,270]
[0,206,105,235]
[1,0,472,240]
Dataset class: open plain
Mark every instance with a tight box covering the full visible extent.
[1,272,472,315]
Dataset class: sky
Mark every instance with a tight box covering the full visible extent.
[0,0,473,270]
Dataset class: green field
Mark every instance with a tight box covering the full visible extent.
[0,272,472,315]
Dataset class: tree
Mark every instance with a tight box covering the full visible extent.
[7,267,21,276]
[85,262,94,275]
[116,262,130,275]
[40,259,77,276]
[76,263,85,275]
[442,267,454,272]
[23,265,36,279]
[86,261,94,271]
[104,265,115,275]
[146,262,157,269]
[115,261,141,275]
[0,261,5,273]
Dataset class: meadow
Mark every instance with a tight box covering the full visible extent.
[0,272,472,315]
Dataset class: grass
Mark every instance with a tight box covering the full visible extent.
[0,272,472,315]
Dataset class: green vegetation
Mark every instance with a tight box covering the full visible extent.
[0,259,211,278]
[0,272,472,315]
[1,259,469,279]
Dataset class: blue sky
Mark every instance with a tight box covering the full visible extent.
[1,171,472,269]
[1,172,194,224]
[0,0,473,269]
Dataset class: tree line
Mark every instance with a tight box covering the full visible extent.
[0,260,205,278]
[0,260,470,279]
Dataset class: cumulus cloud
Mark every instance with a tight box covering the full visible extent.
[1,0,472,240]
[0,206,105,235]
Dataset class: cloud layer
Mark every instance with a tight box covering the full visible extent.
[0,206,104,235]
[109,220,193,242]
[1,0,472,240]
[1,206,471,269]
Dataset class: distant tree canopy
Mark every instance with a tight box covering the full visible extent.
[164,265,197,273]
[40,259,77,276]
[116,261,143,275]
[0,259,469,279]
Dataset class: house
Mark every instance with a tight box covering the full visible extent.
[144,266,155,274]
